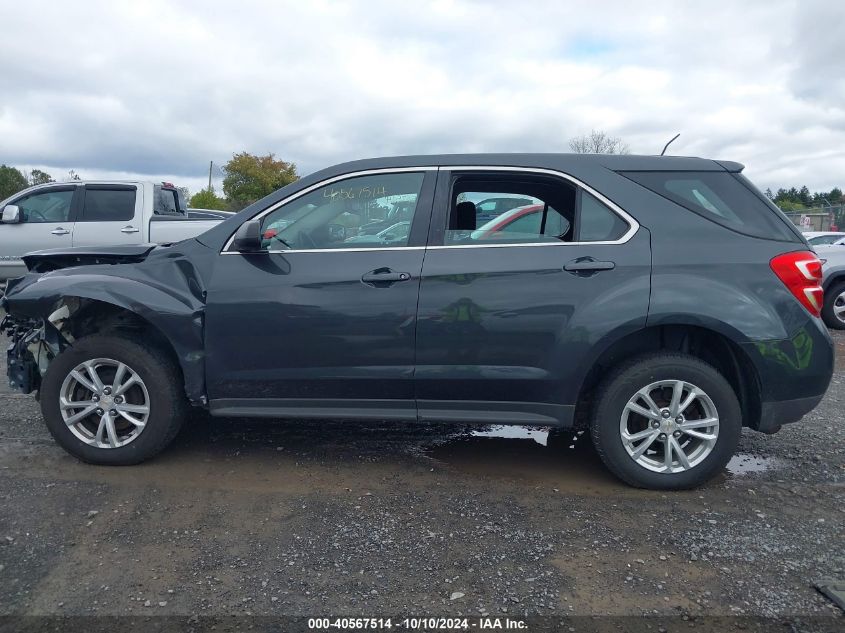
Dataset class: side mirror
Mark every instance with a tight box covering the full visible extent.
[232,220,263,252]
[1,205,21,224]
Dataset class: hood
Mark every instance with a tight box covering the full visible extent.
[21,244,160,273]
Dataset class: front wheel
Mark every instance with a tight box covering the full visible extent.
[590,353,741,489]
[40,334,186,465]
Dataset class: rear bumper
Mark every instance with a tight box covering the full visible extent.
[758,393,825,434]
[740,316,833,434]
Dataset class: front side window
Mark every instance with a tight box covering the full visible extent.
[259,172,426,250]
[81,188,135,221]
[13,189,74,223]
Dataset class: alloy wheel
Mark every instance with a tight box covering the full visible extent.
[833,290,845,326]
[59,358,151,448]
[619,379,719,473]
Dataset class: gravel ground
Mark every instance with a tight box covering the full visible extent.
[0,325,843,630]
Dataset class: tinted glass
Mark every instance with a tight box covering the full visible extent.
[82,188,135,221]
[14,189,74,223]
[260,172,425,250]
[578,191,628,241]
[622,171,799,241]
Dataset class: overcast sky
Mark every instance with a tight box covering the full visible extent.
[1,0,843,195]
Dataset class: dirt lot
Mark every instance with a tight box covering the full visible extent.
[0,325,843,631]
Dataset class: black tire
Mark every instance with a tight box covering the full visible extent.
[40,334,187,465]
[821,281,845,330]
[590,352,741,490]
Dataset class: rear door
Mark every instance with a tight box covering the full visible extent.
[0,185,79,277]
[414,167,652,426]
[72,184,141,246]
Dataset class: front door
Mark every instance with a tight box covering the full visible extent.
[414,168,652,426]
[204,169,435,420]
[0,185,79,278]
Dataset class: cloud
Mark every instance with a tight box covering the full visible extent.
[1,0,844,194]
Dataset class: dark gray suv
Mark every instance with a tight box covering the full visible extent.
[1,154,833,489]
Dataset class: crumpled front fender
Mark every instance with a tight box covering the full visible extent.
[3,262,208,404]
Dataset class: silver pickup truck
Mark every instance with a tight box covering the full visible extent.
[0,181,223,281]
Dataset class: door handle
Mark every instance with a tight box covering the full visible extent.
[564,257,615,275]
[120,225,140,234]
[361,268,412,286]
[51,228,70,235]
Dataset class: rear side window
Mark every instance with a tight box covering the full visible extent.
[154,186,181,215]
[81,187,135,222]
[621,171,799,241]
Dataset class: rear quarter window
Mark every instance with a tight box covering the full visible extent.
[620,171,800,242]
[578,191,629,241]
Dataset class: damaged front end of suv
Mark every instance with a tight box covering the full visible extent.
[1,242,213,405]
[2,302,51,395]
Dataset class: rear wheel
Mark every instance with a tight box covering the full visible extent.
[40,334,186,465]
[821,281,845,330]
[590,353,741,489]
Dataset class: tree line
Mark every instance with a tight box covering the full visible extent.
[0,152,299,212]
[764,185,844,212]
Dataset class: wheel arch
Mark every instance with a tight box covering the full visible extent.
[574,322,762,431]
[8,277,207,405]
[59,294,204,405]
[823,270,845,293]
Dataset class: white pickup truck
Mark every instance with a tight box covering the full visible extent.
[0,181,224,281]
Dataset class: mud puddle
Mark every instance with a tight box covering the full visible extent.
[427,426,626,493]
[430,426,787,491]
[725,453,785,475]
[470,424,551,445]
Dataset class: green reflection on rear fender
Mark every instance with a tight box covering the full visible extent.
[755,327,813,371]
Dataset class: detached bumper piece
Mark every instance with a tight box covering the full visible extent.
[1,314,42,394]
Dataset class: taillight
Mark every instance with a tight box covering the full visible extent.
[770,251,824,317]
[263,228,277,239]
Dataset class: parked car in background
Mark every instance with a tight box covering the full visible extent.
[345,221,411,246]
[1,154,833,490]
[356,198,418,236]
[0,182,224,281]
[473,196,535,223]
[803,231,845,246]
[471,203,572,240]
[815,244,845,329]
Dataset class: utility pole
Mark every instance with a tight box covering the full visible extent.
[208,161,213,191]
